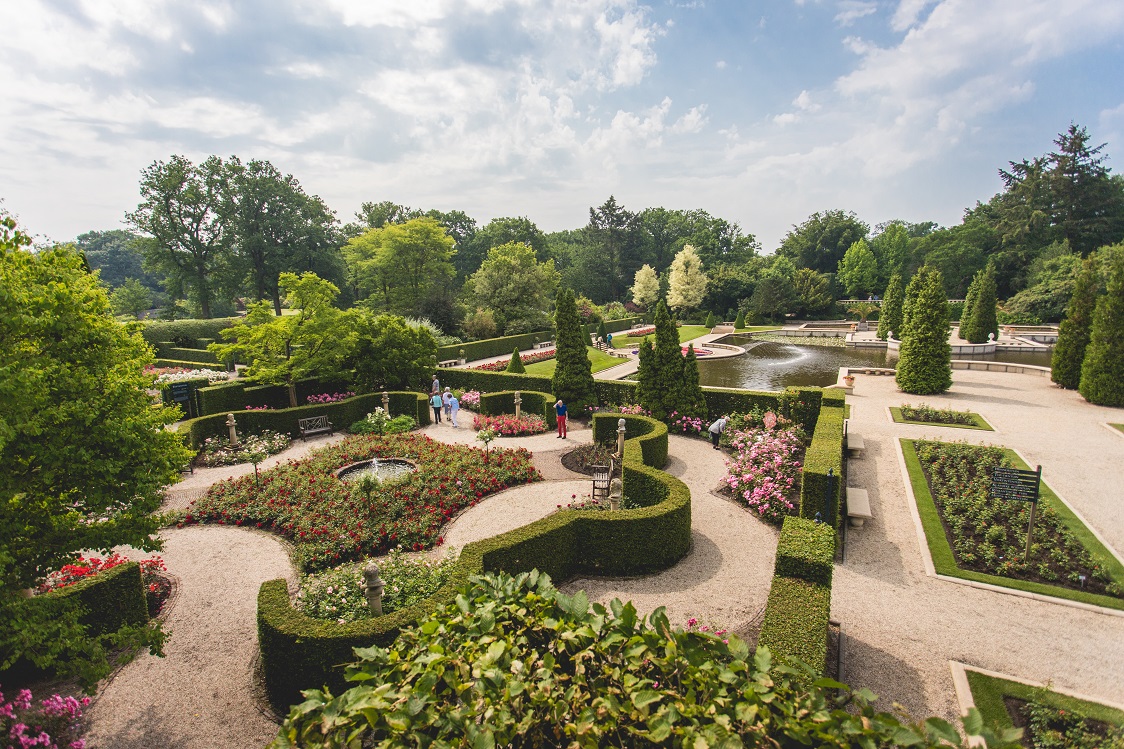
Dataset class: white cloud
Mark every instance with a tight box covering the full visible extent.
[891,0,936,31]
[671,105,708,134]
[716,60,727,70]
[834,0,877,26]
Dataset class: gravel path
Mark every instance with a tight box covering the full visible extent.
[834,369,1124,725]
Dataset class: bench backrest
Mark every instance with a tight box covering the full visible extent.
[298,415,330,430]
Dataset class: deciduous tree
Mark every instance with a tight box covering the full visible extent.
[109,278,153,319]
[837,240,879,298]
[348,312,436,393]
[631,264,660,310]
[468,242,559,335]
[343,217,456,318]
[776,210,868,274]
[667,244,708,314]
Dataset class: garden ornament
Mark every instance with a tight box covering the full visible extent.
[363,561,384,616]
[616,418,626,458]
[609,478,623,511]
[514,391,522,418]
[381,390,390,414]
[225,413,239,446]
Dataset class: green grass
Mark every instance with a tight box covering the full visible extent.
[890,406,993,431]
[735,325,782,333]
[966,670,1124,736]
[1112,424,1124,434]
[899,438,1124,610]
[523,347,624,376]
[611,325,710,349]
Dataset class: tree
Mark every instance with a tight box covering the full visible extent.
[909,221,994,297]
[959,272,980,340]
[211,272,355,408]
[638,300,685,421]
[468,242,559,335]
[551,288,596,410]
[109,278,153,319]
[127,154,235,318]
[703,311,715,328]
[677,345,707,420]
[836,240,878,298]
[1047,124,1124,257]
[776,210,868,274]
[464,216,548,275]
[749,259,798,323]
[587,196,642,301]
[1078,254,1124,406]
[870,222,909,287]
[461,308,498,340]
[506,348,526,374]
[877,273,904,340]
[1051,256,1098,389]
[1002,244,1080,323]
[597,320,609,342]
[734,310,745,329]
[631,264,660,310]
[343,217,456,318]
[348,312,436,393]
[667,244,708,314]
[77,229,160,292]
[791,268,834,318]
[896,266,952,395]
[960,264,998,344]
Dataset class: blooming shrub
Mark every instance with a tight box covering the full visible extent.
[622,325,655,337]
[472,349,555,371]
[244,404,271,410]
[667,410,705,435]
[471,413,548,436]
[1,686,90,749]
[199,430,291,467]
[721,408,807,446]
[189,434,540,569]
[146,366,229,385]
[295,548,460,624]
[616,403,650,415]
[722,425,804,524]
[305,391,356,405]
[36,554,171,617]
[349,408,416,436]
[457,390,481,408]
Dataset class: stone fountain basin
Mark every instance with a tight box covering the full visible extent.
[335,458,417,483]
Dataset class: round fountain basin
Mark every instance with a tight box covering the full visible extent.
[336,458,417,483]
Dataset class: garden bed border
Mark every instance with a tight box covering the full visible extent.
[888,406,994,431]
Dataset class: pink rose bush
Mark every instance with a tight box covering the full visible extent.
[1,686,90,749]
[471,413,548,436]
[667,411,705,435]
[305,391,355,404]
[722,425,804,524]
[458,390,481,408]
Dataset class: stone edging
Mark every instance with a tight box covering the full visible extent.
[1101,422,1124,440]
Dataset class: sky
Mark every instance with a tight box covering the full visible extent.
[2,0,1123,253]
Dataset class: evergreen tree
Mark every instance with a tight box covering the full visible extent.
[734,309,745,329]
[1052,256,1098,389]
[677,345,707,420]
[551,288,596,410]
[649,300,686,421]
[962,264,998,344]
[896,266,952,395]
[597,320,608,343]
[506,347,526,374]
[1079,255,1124,406]
[704,311,715,328]
[959,272,980,341]
[635,339,656,411]
[877,272,904,340]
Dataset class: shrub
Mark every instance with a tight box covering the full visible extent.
[896,266,952,395]
[198,430,291,467]
[37,554,170,620]
[0,687,90,749]
[734,309,745,329]
[878,272,904,340]
[305,391,355,404]
[961,264,998,344]
[437,330,550,363]
[757,576,831,674]
[722,425,804,524]
[348,409,416,436]
[1052,256,1098,389]
[140,317,240,348]
[799,391,845,528]
[472,413,547,436]
[504,347,526,373]
[473,348,554,372]
[900,403,977,426]
[774,516,835,586]
[1079,254,1124,406]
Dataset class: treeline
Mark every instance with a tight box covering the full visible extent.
[75,123,1124,334]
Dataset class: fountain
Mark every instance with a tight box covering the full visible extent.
[335,457,416,483]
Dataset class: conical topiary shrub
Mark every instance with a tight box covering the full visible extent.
[1052,257,1097,390]
[959,272,980,341]
[896,266,952,395]
[734,310,745,330]
[505,347,525,374]
[961,264,997,344]
[704,311,715,328]
[1079,255,1124,407]
[597,320,608,343]
[551,288,596,410]
[877,272,903,341]
[677,345,707,420]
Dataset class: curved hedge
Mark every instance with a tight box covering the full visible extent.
[592,412,668,469]
[141,317,240,348]
[478,390,558,428]
[257,412,690,709]
[45,561,148,636]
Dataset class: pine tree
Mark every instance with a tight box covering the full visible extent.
[638,300,685,421]
[896,266,952,395]
[636,339,657,411]
[877,272,904,340]
[959,272,980,341]
[505,347,525,374]
[551,288,596,410]
[704,311,715,328]
[1079,255,1124,406]
[677,345,707,420]
[597,320,608,343]
[1052,256,1098,389]
[962,264,998,344]
[734,310,745,330]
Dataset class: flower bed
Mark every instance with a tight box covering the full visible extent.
[188,434,541,569]
[199,429,291,467]
[914,440,1122,597]
[667,411,705,435]
[146,365,229,384]
[722,422,804,524]
[1,687,90,749]
[37,553,171,617]
[900,403,978,426]
[458,390,481,408]
[472,349,556,371]
[471,413,547,436]
[306,391,356,405]
[349,408,416,435]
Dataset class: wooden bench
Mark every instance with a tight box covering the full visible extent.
[533,340,554,350]
[846,487,873,527]
[437,359,458,368]
[843,419,865,458]
[297,415,334,441]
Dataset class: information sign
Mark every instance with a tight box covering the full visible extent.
[990,465,1042,561]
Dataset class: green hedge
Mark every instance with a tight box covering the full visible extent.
[164,346,222,365]
[141,317,240,348]
[159,376,211,419]
[45,561,148,636]
[154,358,221,370]
[774,516,835,587]
[800,390,846,528]
[592,413,668,469]
[602,316,644,334]
[438,331,552,362]
[594,380,640,407]
[440,369,555,395]
[197,381,249,415]
[257,411,689,709]
[194,378,353,416]
[178,392,430,448]
[757,576,832,675]
[478,390,558,429]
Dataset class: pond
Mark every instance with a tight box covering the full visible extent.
[696,335,1053,390]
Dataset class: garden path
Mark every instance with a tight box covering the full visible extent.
[835,369,1124,727]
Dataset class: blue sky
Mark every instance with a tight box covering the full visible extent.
[2,0,1123,252]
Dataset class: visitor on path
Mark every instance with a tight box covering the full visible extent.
[708,415,728,450]
[442,387,453,419]
[430,392,443,423]
[431,374,440,395]
[449,393,460,428]
[606,333,612,347]
[554,399,568,439]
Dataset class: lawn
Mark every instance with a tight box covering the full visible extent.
[890,406,993,431]
[611,325,710,348]
[523,346,624,376]
[899,438,1124,610]
[1112,423,1124,434]
[966,669,1124,740]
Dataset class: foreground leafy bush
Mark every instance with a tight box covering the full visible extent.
[274,570,1018,748]
[348,408,416,436]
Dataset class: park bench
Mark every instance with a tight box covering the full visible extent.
[846,487,873,527]
[297,415,334,441]
[843,419,865,458]
[533,340,554,350]
[437,359,458,368]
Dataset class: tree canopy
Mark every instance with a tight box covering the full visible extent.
[468,241,559,335]
[666,244,708,313]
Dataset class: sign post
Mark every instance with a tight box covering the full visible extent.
[989,465,1041,561]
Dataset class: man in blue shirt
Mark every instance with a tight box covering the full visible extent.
[554,399,568,439]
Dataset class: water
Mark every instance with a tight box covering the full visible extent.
[337,458,416,483]
[696,335,1053,390]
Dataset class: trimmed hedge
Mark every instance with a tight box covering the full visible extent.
[478,390,558,429]
[437,331,551,363]
[800,389,846,528]
[602,316,644,334]
[159,376,210,418]
[141,317,240,348]
[257,411,690,709]
[197,381,250,415]
[756,576,831,675]
[774,516,835,587]
[194,378,353,416]
[592,413,668,469]
[164,346,222,365]
[440,369,554,395]
[154,358,220,370]
[45,561,148,637]
[178,392,430,448]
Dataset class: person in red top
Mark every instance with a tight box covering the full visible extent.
[554,399,568,439]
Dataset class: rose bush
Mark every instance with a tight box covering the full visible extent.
[1,686,90,749]
[305,391,355,405]
[471,413,548,436]
[722,425,804,524]
[472,349,556,371]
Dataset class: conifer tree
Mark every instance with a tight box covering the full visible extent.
[636,339,656,412]
[505,347,525,374]
[959,272,980,341]
[677,345,707,420]
[704,311,715,328]
[597,320,608,343]
[551,288,596,410]
[1051,256,1098,389]
[734,310,745,330]
[896,266,952,395]
[961,264,998,344]
[1079,255,1124,406]
[877,272,904,341]
[638,300,685,421]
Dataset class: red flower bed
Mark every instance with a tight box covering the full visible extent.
[472,413,548,436]
[473,349,556,371]
[188,434,541,570]
[37,553,171,617]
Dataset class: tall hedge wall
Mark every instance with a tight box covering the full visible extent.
[799,389,846,528]
[440,369,554,395]
[438,331,552,362]
[257,411,689,709]
[602,316,644,334]
[194,378,353,417]
[45,561,148,636]
[478,390,558,428]
[773,516,835,587]
[163,346,222,365]
[141,317,241,348]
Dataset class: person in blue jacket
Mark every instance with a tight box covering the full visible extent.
[430,392,443,423]
[554,399,568,439]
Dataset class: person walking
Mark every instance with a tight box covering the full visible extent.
[707,415,728,450]
[431,374,440,395]
[430,392,443,424]
[449,392,460,428]
[442,387,453,420]
[554,399,568,439]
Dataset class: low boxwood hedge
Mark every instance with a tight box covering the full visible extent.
[800,389,846,528]
[774,516,835,587]
[196,380,250,415]
[592,412,667,469]
[602,316,644,334]
[141,317,240,348]
[437,331,552,362]
[478,390,558,428]
[757,576,832,675]
[45,561,148,636]
[440,369,554,395]
[194,378,354,416]
[257,414,690,709]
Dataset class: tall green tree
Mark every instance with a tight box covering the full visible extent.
[1078,255,1124,406]
[347,312,437,393]
[343,217,456,319]
[467,242,559,335]
[836,239,879,298]
[211,272,355,407]
[896,266,952,395]
[109,278,154,319]
[638,300,686,421]
[776,210,868,274]
[677,345,707,420]
[1051,256,1098,389]
[551,288,596,410]
[1047,124,1124,257]
[959,273,980,340]
[749,259,798,322]
[631,264,661,310]
[127,154,235,318]
[877,273,904,340]
[635,339,656,411]
[961,264,998,344]
[506,348,526,374]
[791,268,834,319]
[666,244,708,314]
[76,229,160,292]
[587,196,641,301]
[870,222,909,288]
